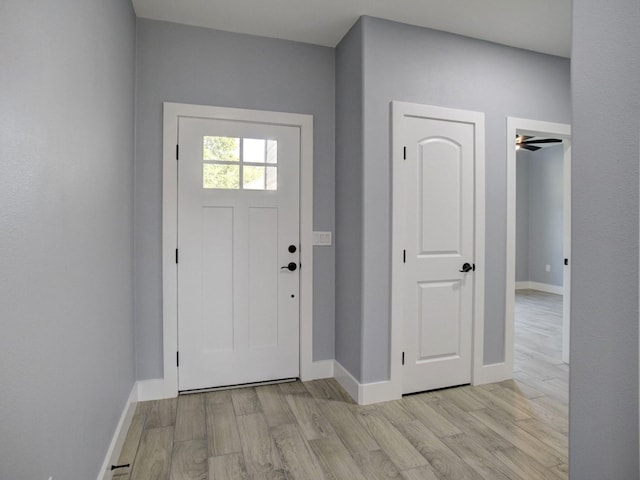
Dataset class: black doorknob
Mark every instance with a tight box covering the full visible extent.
[459,262,472,273]
[281,262,297,272]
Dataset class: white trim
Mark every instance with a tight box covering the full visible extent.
[301,359,335,381]
[162,103,316,397]
[472,362,512,385]
[137,378,172,402]
[472,108,487,388]
[515,281,564,295]
[96,384,138,480]
[506,117,571,373]
[390,101,486,398]
[333,361,395,405]
[562,142,572,364]
[333,360,359,403]
[136,360,333,403]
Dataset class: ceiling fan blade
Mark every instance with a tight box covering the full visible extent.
[516,135,534,143]
[520,144,541,151]
[521,138,562,145]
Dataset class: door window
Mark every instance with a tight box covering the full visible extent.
[203,136,278,190]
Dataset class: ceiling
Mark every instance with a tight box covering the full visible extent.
[131,0,571,58]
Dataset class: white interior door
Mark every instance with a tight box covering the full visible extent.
[177,116,300,391]
[400,114,477,395]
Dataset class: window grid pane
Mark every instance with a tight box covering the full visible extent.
[202,136,278,190]
[243,138,266,164]
[243,165,265,190]
[203,163,240,189]
[203,136,239,162]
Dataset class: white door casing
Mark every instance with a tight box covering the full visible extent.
[158,103,316,400]
[390,102,486,397]
[505,117,571,372]
[177,117,300,391]
[562,141,571,364]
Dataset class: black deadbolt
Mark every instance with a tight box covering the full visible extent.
[288,245,297,253]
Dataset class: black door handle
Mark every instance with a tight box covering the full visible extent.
[459,262,473,273]
[281,262,297,272]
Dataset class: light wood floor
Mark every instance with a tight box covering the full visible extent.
[113,289,567,480]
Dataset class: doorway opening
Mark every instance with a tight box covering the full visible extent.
[506,117,571,387]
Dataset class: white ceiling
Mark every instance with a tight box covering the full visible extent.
[131,0,571,58]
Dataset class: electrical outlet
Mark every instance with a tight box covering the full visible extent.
[545,264,551,272]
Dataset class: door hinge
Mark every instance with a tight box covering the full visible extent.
[473,263,476,271]
[175,249,179,264]
[403,146,407,160]
[564,258,569,266]
[403,250,406,263]
[176,144,179,160]
[402,352,405,365]
[176,351,179,367]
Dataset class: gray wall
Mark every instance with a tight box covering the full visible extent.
[528,145,564,286]
[134,19,336,379]
[0,1,136,479]
[570,0,640,477]
[516,152,531,282]
[351,16,571,381]
[335,20,365,379]
[516,145,564,287]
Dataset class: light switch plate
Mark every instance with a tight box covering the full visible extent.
[313,231,332,246]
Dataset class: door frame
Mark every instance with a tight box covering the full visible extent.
[160,102,315,398]
[390,101,486,399]
[505,117,572,372]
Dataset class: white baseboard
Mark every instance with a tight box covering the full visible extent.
[137,378,175,402]
[136,359,335,403]
[135,357,510,413]
[515,281,563,295]
[472,362,512,386]
[97,384,138,480]
[359,379,398,405]
[301,359,334,381]
[334,359,512,404]
[333,361,398,405]
[333,360,360,402]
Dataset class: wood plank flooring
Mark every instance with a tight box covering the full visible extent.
[114,289,567,480]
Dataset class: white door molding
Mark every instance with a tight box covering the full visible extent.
[158,102,317,399]
[506,117,572,373]
[390,101,486,400]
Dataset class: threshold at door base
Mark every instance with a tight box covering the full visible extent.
[179,377,298,395]
[402,383,470,398]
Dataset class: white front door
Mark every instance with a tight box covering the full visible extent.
[177,116,300,391]
[399,112,478,395]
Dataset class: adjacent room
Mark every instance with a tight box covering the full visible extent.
[514,135,569,412]
[2,1,639,479]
